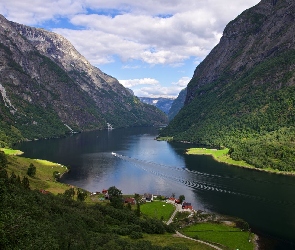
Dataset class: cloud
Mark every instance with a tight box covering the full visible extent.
[134,85,180,98]
[1,0,260,66]
[172,77,190,87]
[0,0,84,25]
[119,78,159,88]
[122,76,190,98]
[54,10,220,65]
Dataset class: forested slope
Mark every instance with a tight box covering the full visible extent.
[0,14,167,147]
[161,0,295,171]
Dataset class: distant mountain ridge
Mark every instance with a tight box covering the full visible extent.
[138,97,175,115]
[0,15,167,146]
[168,88,186,121]
[161,0,295,172]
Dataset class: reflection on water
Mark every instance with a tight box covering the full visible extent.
[16,127,295,248]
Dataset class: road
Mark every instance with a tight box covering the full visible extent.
[166,202,223,250]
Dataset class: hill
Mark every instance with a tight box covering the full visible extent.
[0,15,167,146]
[160,0,295,172]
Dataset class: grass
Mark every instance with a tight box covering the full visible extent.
[6,154,70,194]
[181,223,254,250]
[143,233,214,250]
[0,147,24,155]
[156,136,174,142]
[141,201,175,221]
[186,147,295,176]
[186,148,254,168]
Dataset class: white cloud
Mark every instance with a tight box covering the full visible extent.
[172,77,190,87]
[1,0,260,66]
[134,85,180,98]
[0,0,84,25]
[54,10,220,66]
[124,76,190,98]
[119,78,159,88]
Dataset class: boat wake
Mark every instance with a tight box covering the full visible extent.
[112,152,295,206]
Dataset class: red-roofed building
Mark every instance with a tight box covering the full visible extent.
[124,197,135,205]
[40,189,50,194]
[182,202,193,210]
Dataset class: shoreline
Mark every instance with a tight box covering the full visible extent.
[186,147,295,177]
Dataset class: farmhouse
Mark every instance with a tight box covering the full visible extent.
[143,193,154,202]
[124,197,135,205]
[182,202,193,210]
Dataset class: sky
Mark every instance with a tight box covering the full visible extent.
[1,0,260,98]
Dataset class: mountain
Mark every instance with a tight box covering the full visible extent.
[161,0,295,172]
[168,88,186,121]
[0,15,167,146]
[138,97,175,114]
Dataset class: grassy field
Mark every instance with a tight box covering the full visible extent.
[143,233,214,250]
[156,136,174,142]
[5,153,70,194]
[141,201,175,221]
[0,147,24,155]
[186,148,254,168]
[186,147,295,175]
[181,223,254,250]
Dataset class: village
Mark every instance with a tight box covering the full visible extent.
[90,189,195,223]
[92,189,192,208]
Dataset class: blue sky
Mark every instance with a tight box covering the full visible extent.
[1,0,260,98]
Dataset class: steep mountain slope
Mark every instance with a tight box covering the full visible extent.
[0,15,167,146]
[161,0,295,171]
[139,97,174,114]
[168,88,186,121]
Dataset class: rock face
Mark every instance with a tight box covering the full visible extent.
[161,0,295,171]
[186,0,295,104]
[168,88,186,121]
[0,15,167,145]
[138,97,175,115]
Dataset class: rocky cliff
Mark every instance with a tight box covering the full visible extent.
[161,0,295,171]
[186,0,295,104]
[0,15,167,146]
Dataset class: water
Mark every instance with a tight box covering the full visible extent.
[16,127,295,249]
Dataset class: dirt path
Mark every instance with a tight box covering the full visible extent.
[166,203,223,250]
[166,203,182,225]
[174,231,224,250]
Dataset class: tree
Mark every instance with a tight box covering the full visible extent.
[108,186,123,209]
[0,168,8,182]
[64,187,75,199]
[27,163,36,177]
[9,171,17,184]
[77,188,87,202]
[53,171,60,180]
[179,195,185,203]
[22,176,30,189]
[0,151,7,168]
[134,193,141,217]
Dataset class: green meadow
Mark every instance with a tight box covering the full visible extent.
[141,201,175,221]
[181,223,254,250]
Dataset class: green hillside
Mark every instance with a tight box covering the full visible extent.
[161,1,295,172]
